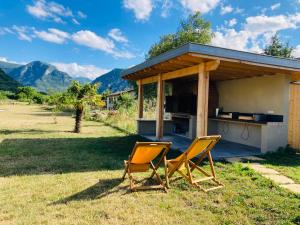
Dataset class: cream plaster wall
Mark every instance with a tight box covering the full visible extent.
[217,74,290,123]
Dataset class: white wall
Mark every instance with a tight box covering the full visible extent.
[217,74,290,123]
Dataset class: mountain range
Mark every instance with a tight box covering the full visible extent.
[92,68,132,93]
[8,61,73,93]
[0,60,132,94]
[0,61,20,74]
[0,68,20,92]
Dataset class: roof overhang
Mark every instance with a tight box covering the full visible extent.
[122,43,300,82]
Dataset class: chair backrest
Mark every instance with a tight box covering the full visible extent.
[174,135,221,162]
[130,142,172,164]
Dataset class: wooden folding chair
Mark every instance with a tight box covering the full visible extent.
[166,135,224,192]
[122,142,172,192]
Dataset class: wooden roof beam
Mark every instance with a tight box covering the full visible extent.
[205,60,220,71]
[291,72,300,81]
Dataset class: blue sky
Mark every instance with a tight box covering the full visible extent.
[1,0,300,79]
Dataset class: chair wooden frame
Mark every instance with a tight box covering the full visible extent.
[122,142,172,192]
[167,136,224,193]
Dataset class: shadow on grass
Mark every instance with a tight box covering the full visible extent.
[0,129,60,135]
[0,135,145,176]
[256,149,300,168]
[28,112,72,117]
[51,178,128,204]
[95,120,134,135]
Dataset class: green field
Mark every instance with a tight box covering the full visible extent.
[0,103,299,225]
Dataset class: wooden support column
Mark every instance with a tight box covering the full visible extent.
[137,80,144,119]
[197,65,209,137]
[156,74,164,140]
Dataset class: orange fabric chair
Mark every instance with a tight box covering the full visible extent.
[122,142,172,192]
[167,136,224,192]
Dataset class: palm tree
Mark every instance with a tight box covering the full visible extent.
[67,81,104,133]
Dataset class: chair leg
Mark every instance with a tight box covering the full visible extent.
[149,152,166,179]
[164,156,170,188]
[207,151,216,178]
[189,158,224,192]
[185,158,193,184]
[150,162,167,192]
[122,160,128,180]
[128,169,135,191]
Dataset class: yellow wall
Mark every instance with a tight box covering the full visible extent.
[217,74,290,122]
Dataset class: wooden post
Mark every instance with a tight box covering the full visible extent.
[156,74,164,140]
[137,80,144,119]
[197,65,209,137]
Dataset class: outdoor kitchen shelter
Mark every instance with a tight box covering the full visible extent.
[122,43,300,153]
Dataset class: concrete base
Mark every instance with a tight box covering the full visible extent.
[143,135,261,159]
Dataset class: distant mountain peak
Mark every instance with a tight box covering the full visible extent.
[92,68,132,93]
[7,61,72,93]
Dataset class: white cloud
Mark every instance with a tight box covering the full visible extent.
[34,28,69,44]
[72,30,115,53]
[27,0,49,19]
[0,27,13,35]
[293,45,300,58]
[245,14,300,34]
[0,57,18,64]
[1,25,135,59]
[77,11,87,19]
[0,57,9,62]
[179,0,220,14]
[213,29,251,51]
[72,18,80,25]
[235,7,244,14]
[228,18,237,27]
[72,30,135,59]
[213,13,300,53]
[52,62,109,79]
[108,28,128,43]
[161,0,173,18]
[271,3,281,10]
[26,0,86,24]
[123,0,153,21]
[12,25,33,41]
[0,57,26,65]
[221,5,233,15]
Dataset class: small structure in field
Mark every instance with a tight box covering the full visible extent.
[106,89,135,110]
[122,43,300,155]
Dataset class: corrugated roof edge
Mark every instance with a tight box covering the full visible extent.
[121,43,300,78]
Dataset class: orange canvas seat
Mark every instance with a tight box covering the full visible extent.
[166,135,224,192]
[122,142,172,192]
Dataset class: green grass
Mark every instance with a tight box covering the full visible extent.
[257,148,300,184]
[0,102,299,225]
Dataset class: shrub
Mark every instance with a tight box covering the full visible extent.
[115,93,135,110]
[0,91,13,101]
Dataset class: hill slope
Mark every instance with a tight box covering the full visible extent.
[92,68,132,93]
[74,77,92,84]
[9,61,73,92]
[0,68,20,91]
[0,61,21,73]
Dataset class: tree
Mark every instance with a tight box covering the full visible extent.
[17,86,38,103]
[66,81,105,133]
[264,33,294,58]
[115,93,135,110]
[147,12,214,58]
[47,92,67,124]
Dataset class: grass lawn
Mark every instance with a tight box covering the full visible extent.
[0,102,299,225]
[258,149,300,184]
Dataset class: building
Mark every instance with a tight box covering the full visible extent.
[106,89,135,110]
[122,43,300,156]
